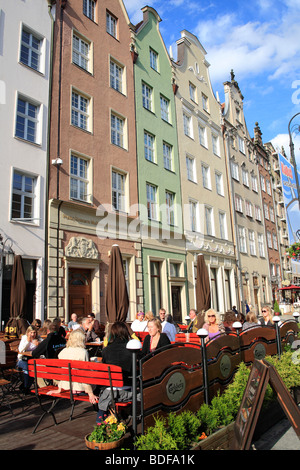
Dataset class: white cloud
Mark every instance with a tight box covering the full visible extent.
[271,133,300,168]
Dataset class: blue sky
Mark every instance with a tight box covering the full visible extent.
[123,0,300,169]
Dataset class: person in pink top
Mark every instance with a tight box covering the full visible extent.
[202,309,225,341]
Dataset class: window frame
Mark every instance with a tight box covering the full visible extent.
[70,153,91,203]
[11,169,38,223]
[15,94,41,145]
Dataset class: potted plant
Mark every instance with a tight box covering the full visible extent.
[85,414,127,450]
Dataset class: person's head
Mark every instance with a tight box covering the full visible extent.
[32,319,41,330]
[109,322,131,343]
[71,313,77,322]
[47,322,57,334]
[159,308,166,322]
[66,329,86,348]
[53,317,62,330]
[26,325,37,339]
[136,311,145,321]
[147,318,162,336]
[261,305,271,319]
[223,310,236,330]
[87,313,95,320]
[166,314,174,324]
[204,308,220,325]
[189,309,197,320]
[80,317,90,331]
[145,311,154,322]
[245,312,258,324]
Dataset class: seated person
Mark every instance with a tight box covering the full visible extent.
[68,313,79,330]
[140,317,171,357]
[223,310,237,332]
[202,309,225,341]
[96,322,133,423]
[53,317,66,338]
[131,311,147,332]
[46,329,98,404]
[17,326,39,392]
[162,314,177,342]
[80,317,100,343]
[32,322,66,359]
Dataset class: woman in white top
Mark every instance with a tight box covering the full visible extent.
[131,311,148,332]
[46,329,98,404]
[17,326,39,391]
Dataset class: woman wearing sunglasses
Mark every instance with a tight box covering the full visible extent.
[202,309,225,341]
[259,306,274,326]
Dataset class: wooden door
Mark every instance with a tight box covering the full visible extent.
[68,269,91,318]
[171,286,182,323]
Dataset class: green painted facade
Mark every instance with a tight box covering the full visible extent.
[133,7,187,319]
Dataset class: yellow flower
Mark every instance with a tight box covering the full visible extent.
[117,423,125,432]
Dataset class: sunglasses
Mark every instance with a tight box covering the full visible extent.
[208,314,215,318]
[262,310,267,313]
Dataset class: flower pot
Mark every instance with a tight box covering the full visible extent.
[85,434,124,450]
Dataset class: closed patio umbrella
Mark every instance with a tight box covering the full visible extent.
[5,255,28,337]
[106,244,129,325]
[196,254,211,328]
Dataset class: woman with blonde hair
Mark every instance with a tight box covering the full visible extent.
[47,329,98,404]
[202,308,225,341]
[140,317,170,356]
[259,305,274,326]
[242,312,261,331]
[17,325,39,392]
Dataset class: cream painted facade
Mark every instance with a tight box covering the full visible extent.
[222,73,272,314]
[172,31,236,316]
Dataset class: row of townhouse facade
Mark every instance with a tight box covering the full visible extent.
[0,0,291,329]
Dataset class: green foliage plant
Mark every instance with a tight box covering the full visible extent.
[135,416,178,450]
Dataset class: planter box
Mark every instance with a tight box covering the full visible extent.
[192,423,235,450]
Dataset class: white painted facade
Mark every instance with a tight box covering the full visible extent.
[0,0,53,323]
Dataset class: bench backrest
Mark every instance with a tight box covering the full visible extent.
[28,358,124,388]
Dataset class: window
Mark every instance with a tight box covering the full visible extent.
[238,135,245,154]
[71,90,90,131]
[189,82,197,102]
[235,194,243,213]
[201,163,211,189]
[11,170,36,222]
[160,95,170,122]
[242,168,249,187]
[198,123,207,147]
[249,230,256,256]
[83,0,96,21]
[258,233,265,257]
[150,48,158,71]
[112,170,126,212]
[165,191,175,225]
[231,161,239,181]
[272,232,278,250]
[270,206,275,222]
[264,203,269,220]
[251,174,258,192]
[212,134,219,156]
[186,156,196,182]
[238,226,247,253]
[146,183,158,220]
[70,154,89,202]
[205,206,213,236]
[163,142,173,171]
[219,211,227,240]
[144,131,155,163]
[142,82,152,111]
[106,11,117,38]
[245,200,253,218]
[15,96,39,143]
[215,172,224,196]
[189,200,198,232]
[73,33,91,72]
[20,27,42,72]
[210,267,219,311]
[255,205,262,221]
[111,113,125,148]
[183,112,192,138]
[260,174,266,192]
[267,231,272,248]
[110,59,124,93]
[202,93,209,112]
[266,179,271,195]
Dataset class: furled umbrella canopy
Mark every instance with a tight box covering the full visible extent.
[106,244,129,324]
[196,254,211,327]
[6,255,28,337]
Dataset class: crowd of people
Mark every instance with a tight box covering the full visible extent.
[15,303,280,420]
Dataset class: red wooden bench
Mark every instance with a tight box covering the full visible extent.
[28,358,132,433]
[134,331,148,343]
[175,333,200,343]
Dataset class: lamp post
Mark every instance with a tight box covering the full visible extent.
[126,338,142,443]
[273,315,282,359]
[197,328,209,404]
[233,321,243,356]
[293,311,300,323]
[0,234,14,330]
[288,112,300,209]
